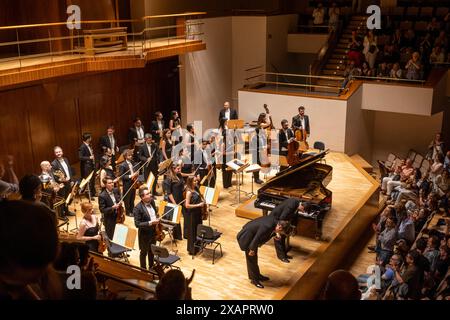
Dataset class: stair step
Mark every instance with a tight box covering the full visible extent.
[325,63,345,70]
[337,43,349,49]
[322,69,345,76]
[329,58,346,64]
[334,48,349,54]
[331,54,348,60]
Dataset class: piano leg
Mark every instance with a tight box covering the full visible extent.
[262,209,268,216]
[315,218,323,240]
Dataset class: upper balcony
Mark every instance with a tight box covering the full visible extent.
[0,12,206,89]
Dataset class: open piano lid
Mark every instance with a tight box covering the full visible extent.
[259,149,330,190]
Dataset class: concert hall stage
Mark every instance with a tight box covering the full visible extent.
[64,151,380,300]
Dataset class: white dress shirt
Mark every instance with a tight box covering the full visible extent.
[136,126,144,140]
[224,109,230,120]
[145,203,158,222]
[107,190,117,204]
[58,159,70,179]
[109,134,115,155]
[127,160,134,179]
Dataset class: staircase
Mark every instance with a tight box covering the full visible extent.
[316,15,368,90]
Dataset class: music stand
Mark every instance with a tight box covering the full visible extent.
[226,159,249,206]
[244,164,261,197]
[158,201,182,251]
[79,170,94,202]
[200,185,220,226]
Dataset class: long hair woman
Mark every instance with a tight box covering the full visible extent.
[184,176,205,255]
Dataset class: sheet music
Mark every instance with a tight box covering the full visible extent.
[245,164,261,173]
[202,187,215,205]
[226,159,247,171]
[112,224,128,246]
[146,172,155,190]
[163,203,181,224]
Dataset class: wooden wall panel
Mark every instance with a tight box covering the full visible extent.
[0,57,180,179]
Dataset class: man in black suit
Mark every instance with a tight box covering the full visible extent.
[237,215,290,288]
[51,146,75,217]
[119,150,139,216]
[139,134,160,195]
[133,186,159,270]
[218,101,238,125]
[291,106,310,136]
[98,177,122,241]
[269,198,302,262]
[150,112,165,145]
[79,133,96,197]
[99,125,120,170]
[278,119,295,157]
[128,117,145,146]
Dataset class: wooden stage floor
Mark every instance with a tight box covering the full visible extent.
[62,151,377,300]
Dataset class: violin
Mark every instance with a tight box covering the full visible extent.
[155,221,166,242]
[198,190,208,221]
[116,203,126,224]
[98,231,107,253]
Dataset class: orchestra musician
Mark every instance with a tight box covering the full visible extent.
[169,111,182,145]
[79,133,96,197]
[278,119,295,157]
[185,124,197,163]
[184,176,205,256]
[150,112,165,146]
[99,155,117,191]
[237,215,290,288]
[51,146,75,217]
[99,125,119,171]
[160,129,173,161]
[269,198,302,263]
[139,133,160,196]
[98,177,122,241]
[128,117,145,146]
[292,106,310,136]
[218,101,238,124]
[250,114,269,185]
[119,150,139,217]
[195,140,212,184]
[76,202,101,253]
[162,164,185,240]
[219,118,234,189]
[133,186,159,270]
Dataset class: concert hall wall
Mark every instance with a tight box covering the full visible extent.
[0,57,180,178]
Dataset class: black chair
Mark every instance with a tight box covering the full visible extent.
[194,225,223,264]
[103,231,132,263]
[151,244,180,270]
[313,141,325,151]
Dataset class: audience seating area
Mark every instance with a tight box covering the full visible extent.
[357,134,449,300]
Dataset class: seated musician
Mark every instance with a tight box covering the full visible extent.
[292,106,310,137]
[278,120,295,157]
[39,161,61,194]
[76,202,101,253]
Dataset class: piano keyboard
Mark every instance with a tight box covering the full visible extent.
[257,201,317,218]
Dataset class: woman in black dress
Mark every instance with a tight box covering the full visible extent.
[163,164,184,240]
[160,129,173,161]
[169,110,182,145]
[76,202,101,252]
[219,118,234,189]
[99,155,117,190]
[184,176,205,255]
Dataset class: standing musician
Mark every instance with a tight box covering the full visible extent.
[185,124,198,163]
[218,101,238,124]
[150,112,165,146]
[98,177,122,241]
[99,125,120,171]
[195,140,212,184]
[133,186,160,270]
[184,176,205,256]
[51,146,75,217]
[269,198,302,263]
[139,133,160,196]
[291,106,311,137]
[250,115,269,185]
[128,117,145,146]
[169,111,182,145]
[278,119,295,157]
[76,202,101,253]
[218,118,234,189]
[79,133,96,197]
[119,150,139,217]
[237,215,290,288]
[160,129,173,161]
[162,164,185,240]
[99,155,117,191]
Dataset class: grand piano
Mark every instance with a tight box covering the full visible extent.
[254,150,332,239]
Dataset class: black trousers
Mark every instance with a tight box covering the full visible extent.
[245,249,261,281]
[123,186,136,215]
[274,235,288,260]
[140,241,156,270]
[222,169,233,188]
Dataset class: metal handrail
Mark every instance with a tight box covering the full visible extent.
[245,70,344,81]
[353,75,426,84]
[246,80,343,91]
